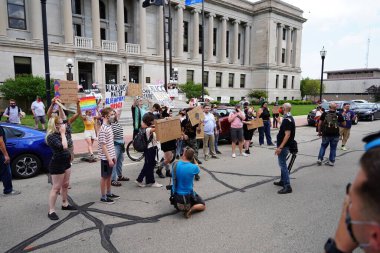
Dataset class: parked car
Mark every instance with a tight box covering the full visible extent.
[307,101,359,126]
[355,103,380,121]
[351,99,368,104]
[0,123,52,179]
[215,106,236,141]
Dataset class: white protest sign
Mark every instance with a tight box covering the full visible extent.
[167,88,179,98]
[142,88,153,100]
[221,96,230,104]
[105,83,127,109]
[148,84,174,108]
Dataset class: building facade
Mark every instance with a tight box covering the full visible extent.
[0,0,306,102]
[324,68,380,101]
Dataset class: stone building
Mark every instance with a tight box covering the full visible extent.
[0,0,306,102]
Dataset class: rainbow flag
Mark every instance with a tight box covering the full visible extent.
[80,96,97,115]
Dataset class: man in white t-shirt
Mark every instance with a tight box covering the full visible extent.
[31,96,46,130]
[3,99,24,124]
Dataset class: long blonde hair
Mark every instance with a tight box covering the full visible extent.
[45,116,60,143]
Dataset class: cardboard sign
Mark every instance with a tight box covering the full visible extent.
[187,106,205,126]
[148,84,174,108]
[142,88,153,100]
[127,83,142,97]
[80,96,97,115]
[196,123,204,139]
[154,117,182,143]
[247,118,264,130]
[55,80,78,104]
[272,106,279,114]
[105,83,127,109]
[221,96,230,104]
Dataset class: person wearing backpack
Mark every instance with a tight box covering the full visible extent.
[3,99,24,124]
[317,102,346,166]
[135,113,163,188]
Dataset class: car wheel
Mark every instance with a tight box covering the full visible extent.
[370,114,375,121]
[11,154,41,179]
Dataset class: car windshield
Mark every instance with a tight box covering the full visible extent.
[357,104,374,109]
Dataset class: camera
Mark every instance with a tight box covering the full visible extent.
[166,185,172,191]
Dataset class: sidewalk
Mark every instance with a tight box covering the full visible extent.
[72,115,308,157]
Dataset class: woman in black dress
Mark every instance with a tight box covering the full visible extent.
[242,107,255,154]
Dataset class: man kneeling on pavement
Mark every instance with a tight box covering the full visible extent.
[169,147,205,218]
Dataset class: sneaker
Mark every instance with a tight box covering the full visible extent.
[204,155,209,161]
[216,150,222,155]
[278,186,293,194]
[245,149,250,154]
[240,153,248,157]
[156,170,165,178]
[135,180,146,188]
[100,197,115,204]
[165,170,172,177]
[61,204,77,211]
[317,159,322,166]
[3,190,21,196]
[211,155,219,159]
[48,212,59,220]
[107,193,120,200]
[232,153,236,158]
[268,143,275,146]
[325,161,335,166]
[149,182,163,188]
[341,146,348,151]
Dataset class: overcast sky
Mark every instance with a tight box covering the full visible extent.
[250,0,380,79]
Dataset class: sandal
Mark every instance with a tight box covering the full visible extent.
[117,176,130,182]
[111,180,122,187]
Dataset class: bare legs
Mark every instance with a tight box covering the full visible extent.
[48,168,71,214]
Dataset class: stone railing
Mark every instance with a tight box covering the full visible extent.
[74,36,93,49]
[102,40,118,52]
[126,43,141,54]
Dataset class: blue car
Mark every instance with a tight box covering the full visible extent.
[0,123,52,179]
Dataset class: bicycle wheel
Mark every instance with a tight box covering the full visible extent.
[126,140,144,162]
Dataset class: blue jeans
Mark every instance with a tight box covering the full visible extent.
[318,136,339,162]
[277,147,290,186]
[258,121,273,145]
[111,143,125,181]
[137,147,157,184]
[176,139,183,156]
[0,156,13,194]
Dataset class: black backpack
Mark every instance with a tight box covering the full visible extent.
[5,106,21,115]
[132,128,153,152]
[322,112,339,135]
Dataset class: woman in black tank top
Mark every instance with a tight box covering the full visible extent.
[257,102,274,146]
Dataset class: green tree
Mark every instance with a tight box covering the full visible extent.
[179,81,209,100]
[366,85,380,102]
[300,77,324,101]
[0,75,54,112]
[247,89,268,99]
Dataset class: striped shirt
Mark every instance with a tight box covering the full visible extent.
[98,124,116,160]
[111,122,124,141]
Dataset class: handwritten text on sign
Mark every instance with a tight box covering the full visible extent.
[105,84,127,109]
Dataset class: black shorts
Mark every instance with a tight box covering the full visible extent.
[101,160,113,178]
[190,193,205,206]
[48,154,71,175]
[230,128,244,142]
[161,140,177,152]
[243,129,254,141]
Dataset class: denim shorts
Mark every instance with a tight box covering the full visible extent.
[230,128,244,142]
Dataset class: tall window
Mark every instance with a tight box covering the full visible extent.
[100,28,106,40]
[125,32,128,43]
[14,56,32,76]
[7,0,26,30]
[183,21,189,52]
[240,74,245,88]
[199,25,203,54]
[281,48,285,63]
[73,24,82,36]
[226,31,230,58]
[72,0,82,15]
[186,70,194,82]
[284,96,287,101]
[99,0,106,19]
[124,7,128,23]
[291,76,295,89]
[203,71,209,87]
[283,75,288,89]
[213,28,217,56]
[282,28,286,40]
[276,74,279,88]
[216,72,222,87]
[238,33,241,60]
[228,73,234,88]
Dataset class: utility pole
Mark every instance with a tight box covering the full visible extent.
[41,0,51,108]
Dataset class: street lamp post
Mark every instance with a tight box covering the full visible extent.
[319,46,327,103]
[66,58,74,81]
[41,0,51,108]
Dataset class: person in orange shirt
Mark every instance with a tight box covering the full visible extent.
[80,109,100,161]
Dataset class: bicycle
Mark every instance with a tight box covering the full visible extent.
[126,140,177,163]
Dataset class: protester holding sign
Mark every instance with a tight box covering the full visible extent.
[80,109,100,162]
[242,107,255,155]
[131,97,143,139]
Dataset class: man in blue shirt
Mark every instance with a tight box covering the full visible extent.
[171,147,205,218]
[339,103,356,151]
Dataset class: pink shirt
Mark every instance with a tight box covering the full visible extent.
[228,111,245,128]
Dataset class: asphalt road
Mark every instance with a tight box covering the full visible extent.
[2,120,379,253]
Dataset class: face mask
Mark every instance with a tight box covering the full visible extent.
[37,99,41,102]
[10,105,16,108]
[109,116,116,123]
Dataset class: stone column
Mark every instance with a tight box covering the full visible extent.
[31,0,43,41]
[277,24,283,65]
[192,9,200,60]
[117,0,125,52]
[233,20,240,64]
[63,0,73,45]
[244,24,250,66]
[157,6,164,56]
[292,28,298,67]
[220,16,228,64]
[0,0,8,37]
[286,26,292,66]
[207,13,215,62]
[139,0,147,54]
[91,0,101,49]
[175,4,185,58]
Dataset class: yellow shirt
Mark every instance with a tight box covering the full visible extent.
[83,117,95,131]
